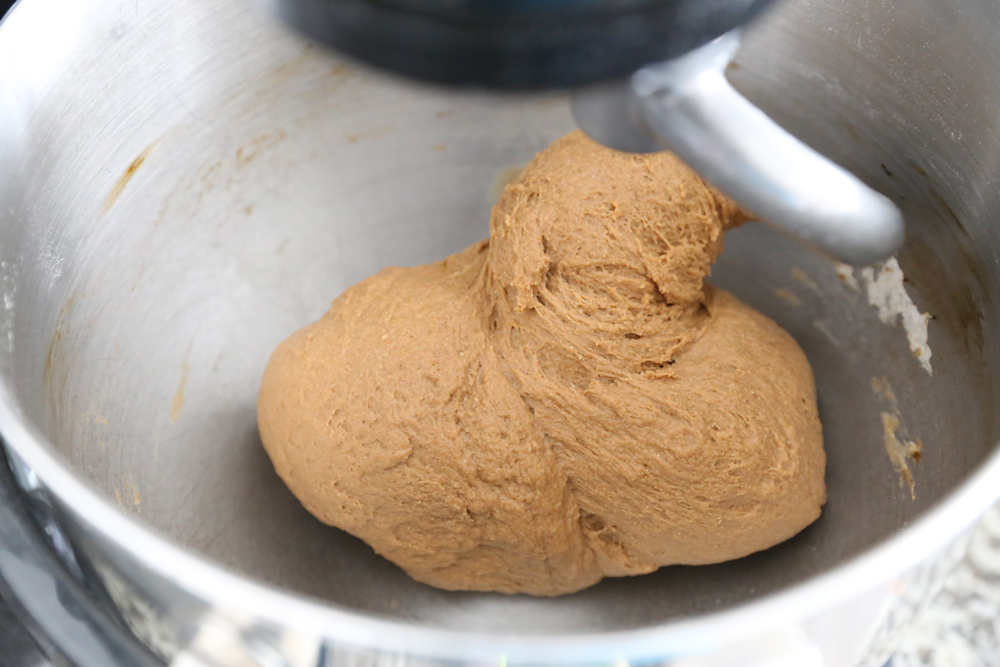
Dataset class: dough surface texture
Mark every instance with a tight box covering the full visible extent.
[257,131,826,596]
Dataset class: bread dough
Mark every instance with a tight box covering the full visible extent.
[257,131,826,596]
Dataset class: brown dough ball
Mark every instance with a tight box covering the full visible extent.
[257,131,826,596]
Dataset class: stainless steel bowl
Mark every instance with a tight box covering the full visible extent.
[1,0,999,665]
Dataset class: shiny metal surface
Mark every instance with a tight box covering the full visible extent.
[0,0,999,665]
[573,32,905,266]
[0,447,164,667]
[0,595,51,667]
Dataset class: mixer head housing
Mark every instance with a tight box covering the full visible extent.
[265,0,776,88]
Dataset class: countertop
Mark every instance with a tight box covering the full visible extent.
[893,504,1000,667]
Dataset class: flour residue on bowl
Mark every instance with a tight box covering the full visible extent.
[169,375,186,425]
[858,258,933,374]
[872,376,923,499]
[834,261,860,291]
[169,344,192,425]
[773,287,803,306]
[103,141,157,215]
[791,266,823,296]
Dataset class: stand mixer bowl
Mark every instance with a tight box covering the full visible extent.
[1,0,999,665]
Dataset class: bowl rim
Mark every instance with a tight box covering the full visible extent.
[2,370,999,663]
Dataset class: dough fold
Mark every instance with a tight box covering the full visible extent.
[257,131,826,596]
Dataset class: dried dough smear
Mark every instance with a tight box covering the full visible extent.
[257,131,826,596]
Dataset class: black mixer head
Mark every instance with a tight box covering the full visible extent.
[268,0,777,89]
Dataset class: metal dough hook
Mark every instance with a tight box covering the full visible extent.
[572,32,905,267]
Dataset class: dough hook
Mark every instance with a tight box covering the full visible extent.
[572,32,905,267]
